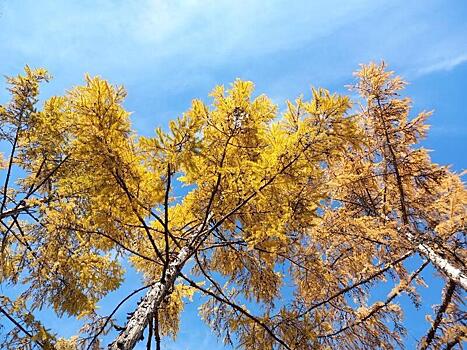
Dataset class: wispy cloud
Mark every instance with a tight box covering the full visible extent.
[0,0,378,87]
[1,1,466,127]
[416,54,467,76]
[2,0,466,99]
[1,0,466,135]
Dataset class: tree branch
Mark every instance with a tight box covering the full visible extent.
[420,279,457,350]
[179,272,291,350]
[0,304,45,349]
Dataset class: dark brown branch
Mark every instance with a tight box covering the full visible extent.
[0,154,70,221]
[154,311,161,350]
[198,133,232,235]
[420,279,457,350]
[179,272,292,350]
[375,97,409,225]
[320,259,428,339]
[1,104,23,214]
[57,225,159,265]
[444,328,465,350]
[161,164,172,282]
[146,315,153,350]
[296,251,413,319]
[0,304,44,349]
[25,155,70,198]
[113,170,165,264]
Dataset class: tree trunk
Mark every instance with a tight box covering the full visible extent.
[402,229,466,290]
[416,241,467,290]
[108,228,207,350]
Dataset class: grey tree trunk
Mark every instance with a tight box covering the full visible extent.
[108,228,207,350]
[416,241,467,290]
[404,230,466,290]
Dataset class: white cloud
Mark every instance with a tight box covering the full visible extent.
[1,0,467,124]
[0,0,378,73]
[416,54,467,76]
[129,0,377,59]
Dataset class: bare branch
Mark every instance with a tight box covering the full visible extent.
[420,279,457,350]
[0,304,45,349]
[296,251,413,319]
[179,272,292,350]
[319,259,428,339]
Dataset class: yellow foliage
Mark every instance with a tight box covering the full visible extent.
[0,63,464,350]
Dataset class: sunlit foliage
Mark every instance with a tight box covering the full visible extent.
[0,63,465,350]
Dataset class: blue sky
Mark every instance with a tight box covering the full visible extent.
[0,0,466,349]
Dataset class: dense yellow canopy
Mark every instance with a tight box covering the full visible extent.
[0,63,464,349]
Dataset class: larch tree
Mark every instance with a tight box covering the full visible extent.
[0,63,465,350]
